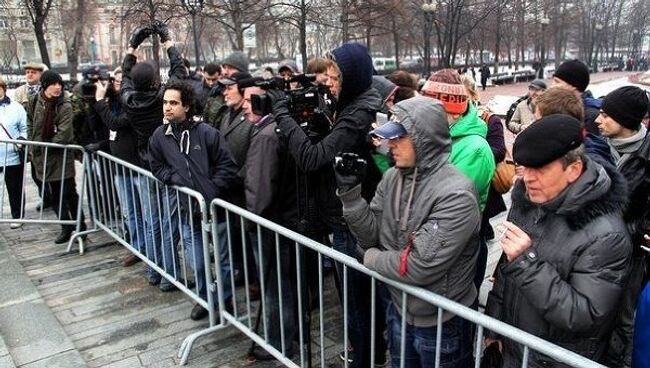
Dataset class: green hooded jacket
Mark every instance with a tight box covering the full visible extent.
[449,103,495,210]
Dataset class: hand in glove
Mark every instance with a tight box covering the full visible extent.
[266,89,289,116]
[334,152,367,193]
[152,20,171,43]
[128,26,155,48]
[84,142,103,153]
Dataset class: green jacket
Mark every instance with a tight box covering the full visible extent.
[26,92,76,182]
[449,103,495,210]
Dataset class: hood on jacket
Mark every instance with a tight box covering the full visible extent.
[331,43,374,111]
[512,157,628,230]
[372,76,398,113]
[449,102,488,140]
[391,96,450,174]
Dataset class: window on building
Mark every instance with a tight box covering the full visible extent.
[22,40,36,60]
[0,18,9,29]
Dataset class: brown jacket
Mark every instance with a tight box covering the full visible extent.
[26,92,76,182]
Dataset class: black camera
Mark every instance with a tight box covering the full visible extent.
[81,65,111,99]
[240,75,335,140]
[334,153,367,177]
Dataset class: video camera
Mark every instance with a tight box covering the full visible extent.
[239,74,334,140]
[81,65,112,99]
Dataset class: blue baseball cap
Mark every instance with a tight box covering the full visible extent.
[370,120,408,140]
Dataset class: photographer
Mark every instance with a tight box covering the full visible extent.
[92,67,145,267]
[120,22,188,290]
[72,66,111,152]
[241,83,299,360]
[269,42,384,367]
[335,97,479,367]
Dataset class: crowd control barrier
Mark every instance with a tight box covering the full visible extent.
[2,140,607,367]
[86,151,240,364]
[209,198,606,368]
[0,138,91,253]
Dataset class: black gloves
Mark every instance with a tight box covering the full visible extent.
[266,89,289,115]
[84,142,102,153]
[334,152,367,193]
[128,26,155,48]
[152,20,171,43]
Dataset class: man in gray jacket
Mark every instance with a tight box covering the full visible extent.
[336,96,480,367]
[486,114,631,366]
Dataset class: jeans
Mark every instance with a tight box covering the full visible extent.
[385,302,474,368]
[183,214,232,305]
[114,174,145,253]
[253,229,297,353]
[331,223,387,367]
[136,176,179,286]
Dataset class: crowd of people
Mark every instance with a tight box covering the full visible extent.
[1,23,649,368]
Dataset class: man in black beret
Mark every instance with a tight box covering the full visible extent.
[485,114,631,366]
[597,86,650,367]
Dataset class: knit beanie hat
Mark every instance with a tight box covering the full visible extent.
[602,86,650,130]
[514,114,583,168]
[131,62,157,91]
[222,51,249,73]
[330,42,374,108]
[40,70,64,90]
[554,60,590,92]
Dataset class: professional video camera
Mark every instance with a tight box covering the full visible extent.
[240,74,335,140]
[80,65,111,99]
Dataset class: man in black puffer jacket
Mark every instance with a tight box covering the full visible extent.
[485,114,631,367]
[270,42,384,367]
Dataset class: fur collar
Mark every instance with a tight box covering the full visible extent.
[511,159,628,230]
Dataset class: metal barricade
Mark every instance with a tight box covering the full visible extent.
[0,138,90,253]
[87,151,231,365]
[209,198,606,368]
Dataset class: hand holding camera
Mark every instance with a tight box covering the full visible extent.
[334,152,367,193]
[152,20,171,43]
[128,26,155,49]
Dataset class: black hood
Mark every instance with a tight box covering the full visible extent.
[331,43,374,111]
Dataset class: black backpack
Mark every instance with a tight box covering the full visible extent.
[504,95,529,126]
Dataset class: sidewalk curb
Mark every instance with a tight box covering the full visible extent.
[0,228,87,368]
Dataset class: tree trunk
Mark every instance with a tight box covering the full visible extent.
[299,0,308,71]
[493,1,502,74]
[68,0,85,83]
[33,19,52,67]
[392,17,400,68]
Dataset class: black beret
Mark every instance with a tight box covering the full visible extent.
[602,86,649,131]
[513,114,583,168]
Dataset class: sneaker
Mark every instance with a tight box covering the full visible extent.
[147,274,161,286]
[10,222,23,229]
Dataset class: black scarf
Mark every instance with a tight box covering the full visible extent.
[0,95,9,106]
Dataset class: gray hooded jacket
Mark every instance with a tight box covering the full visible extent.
[338,96,481,327]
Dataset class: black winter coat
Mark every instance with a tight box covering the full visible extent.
[148,121,238,214]
[120,46,187,169]
[244,116,298,229]
[274,88,382,226]
[486,159,631,367]
[94,97,139,166]
[618,132,650,250]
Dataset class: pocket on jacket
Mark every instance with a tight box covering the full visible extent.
[413,221,445,262]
